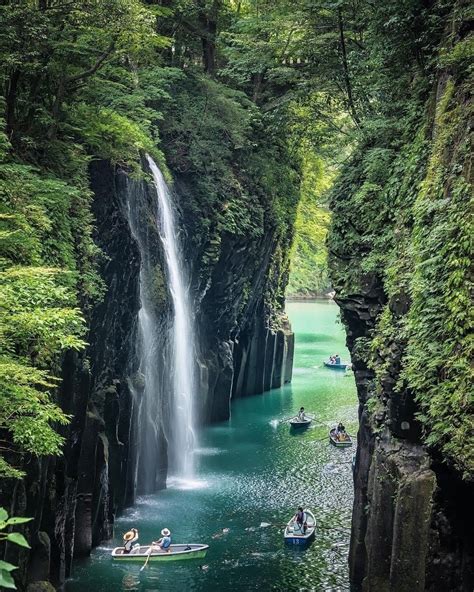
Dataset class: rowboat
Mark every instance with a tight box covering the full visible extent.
[289,414,314,428]
[323,361,349,370]
[111,544,209,562]
[329,428,352,448]
[284,509,316,545]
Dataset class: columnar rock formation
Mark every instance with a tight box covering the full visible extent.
[336,288,473,592]
[0,155,294,590]
[329,5,473,590]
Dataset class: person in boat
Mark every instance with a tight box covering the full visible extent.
[298,407,306,421]
[123,528,139,554]
[335,354,341,364]
[153,528,172,552]
[336,422,347,441]
[294,507,307,533]
[329,355,336,364]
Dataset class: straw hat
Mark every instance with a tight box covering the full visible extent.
[123,528,137,541]
[161,528,171,537]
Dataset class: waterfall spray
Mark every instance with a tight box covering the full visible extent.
[145,155,196,478]
[125,155,196,490]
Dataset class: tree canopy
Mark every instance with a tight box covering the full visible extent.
[1,0,472,479]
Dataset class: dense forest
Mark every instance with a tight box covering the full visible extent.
[0,0,472,590]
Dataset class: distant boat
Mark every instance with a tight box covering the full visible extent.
[284,509,316,545]
[289,414,314,428]
[324,361,350,370]
[111,544,209,562]
[329,428,353,448]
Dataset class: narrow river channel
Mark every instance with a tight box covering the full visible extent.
[67,300,357,592]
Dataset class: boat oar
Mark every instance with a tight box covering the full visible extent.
[280,413,316,424]
[140,544,155,572]
[313,435,329,442]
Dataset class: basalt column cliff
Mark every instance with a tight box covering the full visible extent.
[329,3,473,591]
[0,72,296,591]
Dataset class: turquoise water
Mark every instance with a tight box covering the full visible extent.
[67,300,357,592]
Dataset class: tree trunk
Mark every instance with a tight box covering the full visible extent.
[198,0,219,75]
[252,71,265,104]
[201,23,217,74]
[5,69,20,137]
[48,81,64,140]
[337,8,360,126]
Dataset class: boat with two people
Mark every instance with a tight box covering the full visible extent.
[324,353,351,370]
[284,507,316,545]
[112,526,208,563]
[329,423,353,448]
[111,544,209,562]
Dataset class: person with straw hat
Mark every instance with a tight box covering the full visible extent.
[153,528,172,552]
[123,528,139,554]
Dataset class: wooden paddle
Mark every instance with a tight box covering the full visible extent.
[280,413,316,423]
[275,521,347,536]
[140,544,155,572]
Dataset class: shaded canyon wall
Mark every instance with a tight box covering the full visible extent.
[1,154,294,590]
[329,5,474,591]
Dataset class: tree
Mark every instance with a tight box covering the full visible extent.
[0,135,88,477]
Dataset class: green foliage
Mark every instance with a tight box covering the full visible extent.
[160,71,299,243]
[71,105,161,172]
[328,3,473,477]
[0,507,32,589]
[288,153,332,296]
[402,77,473,477]
[0,130,88,477]
[0,266,84,476]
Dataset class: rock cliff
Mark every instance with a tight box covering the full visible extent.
[0,143,295,589]
[336,285,473,592]
[329,4,473,590]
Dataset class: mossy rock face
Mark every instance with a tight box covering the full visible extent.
[26,582,56,592]
[148,264,168,314]
[327,5,473,590]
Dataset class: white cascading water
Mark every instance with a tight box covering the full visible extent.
[145,154,196,478]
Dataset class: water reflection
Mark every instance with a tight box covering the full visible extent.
[122,573,139,590]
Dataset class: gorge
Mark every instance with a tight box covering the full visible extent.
[0,1,472,591]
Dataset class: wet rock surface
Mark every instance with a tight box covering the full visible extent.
[336,278,473,592]
[1,160,294,590]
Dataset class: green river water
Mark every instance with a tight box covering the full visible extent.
[67,300,358,592]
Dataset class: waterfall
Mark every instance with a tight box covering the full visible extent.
[145,155,196,478]
[125,155,196,492]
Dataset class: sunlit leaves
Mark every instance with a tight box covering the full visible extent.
[328,6,473,477]
[0,508,33,590]
[0,146,89,478]
[288,153,332,295]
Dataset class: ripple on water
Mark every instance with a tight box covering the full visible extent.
[166,476,211,490]
[194,447,225,456]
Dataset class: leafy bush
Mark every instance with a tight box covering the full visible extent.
[0,507,32,589]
